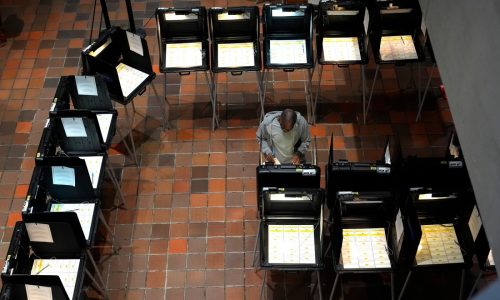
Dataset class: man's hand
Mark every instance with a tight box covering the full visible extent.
[265,152,275,162]
[292,153,302,165]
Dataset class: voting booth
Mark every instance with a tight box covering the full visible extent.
[315,0,370,124]
[258,188,325,300]
[365,0,425,123]
[262,4,315,122]
[1,222,88,300]
[155,7,211,128]
[326,136,407,300]
[35,110,124,207]
[209,6,263,127]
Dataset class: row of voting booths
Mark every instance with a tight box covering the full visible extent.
[0,75,126,300]
[154,0,431,129]
[254,133,495,299]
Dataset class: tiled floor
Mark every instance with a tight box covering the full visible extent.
[1,1,490,300]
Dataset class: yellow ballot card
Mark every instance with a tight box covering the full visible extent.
[415,224,464,265]
[31,259,80,299]
[270,40,307,65]
[380,35,418,61]
[268,224,316,264]
[165,42,203,68]
[116,63,149,98]
[50,203,95,240]
[217,43,255,68]
[323,37,361,62]
[341,228,391,269]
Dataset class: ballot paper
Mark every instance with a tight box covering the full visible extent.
[379,35,418,61]
[75,76,98,96]
[165,42,203,68]
[341,228,391,269]
[468,205,482,242]
[50,203,96,240]
[78,156,103,189]
[52,166,75,187]
[415,224,464,265]
[61,118,87,138]
[26,284,53,300]
[116,63,149,98]
[270,40,307,65]
[217,42,255,68]
[322,37,361,62]
[267,224,316,264]
[25,223,54,243]
[126,31,143,56]
[31,259,80,299]
[96,113,112,142]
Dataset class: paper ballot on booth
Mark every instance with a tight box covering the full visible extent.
[126,31,144,56]
[380,35,418,61]
[79,156,103,189]
[116,63,149,98]
[270,40,307,65]
[25,284,53,300]
[96,113,112,141]
[340,228,391,269]
[25,223,54,243]
[75,76,98,96]
[415,224,464,265]
[267,224,316,264]
[322,37,361,62]
[165,42,203,68]
[61,118,87,137]
[51,166,75,187]
[217,43,254,68]
[50,203,96,240]
[31,259,80,300]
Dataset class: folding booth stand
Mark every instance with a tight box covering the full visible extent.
[156,7,212,129]
[366,0,425,124]
[209,6,263,127]
[262,4,315,123]
[315,0,370,124]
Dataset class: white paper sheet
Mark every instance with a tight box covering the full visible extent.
[217,42,255,68]
[270,40,307,65]
[416,224,464,265]
[322,37,361,62]
[51,166,75,187]
[126,31,143,56]
[50,203,95,240]
[78,156,103,189]
[116,63,149,98]
[75,76,98,96]
[395,209,404,244]
[25,223,54,243]
[165,42,203,68]
[31,259,80,299]
[380,35,418,61]
[341,228,391,269]
[61,118,87,137]
[488,250,495,266]
[96,113,112,142]
[468,205,482,242]
[25,284,53,300]
[269,193,310,201]
[363,7,370,34]
[267,224,316,264]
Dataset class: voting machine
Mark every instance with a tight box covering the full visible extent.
[81,26,155,105]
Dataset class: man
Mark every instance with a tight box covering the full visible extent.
[256,108,310,165]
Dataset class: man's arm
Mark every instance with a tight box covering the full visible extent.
[256,122,273,156]
[296,117,311,154]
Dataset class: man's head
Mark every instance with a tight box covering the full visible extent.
[279,109,297,133]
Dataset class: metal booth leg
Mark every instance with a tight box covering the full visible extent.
[115,124,137,168]
[365,64,380,124]
[416,63,436,122]
[86,248,110,300]
[151,75,168,130]
[329,273,340,300]
[260,270,268,300]
[206,71,219,131]
[85,267,109,300]
[397,270,412,300]
[467,270,483,300]
[105,160,125,208]
[257,70,265,122]
[304,69,314,124]
[313,64,325,125]
[98,210,122,254]
[459,269,466,300]
[252,224,261,268]
[260,69,269,122]
[123,104,138,165]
